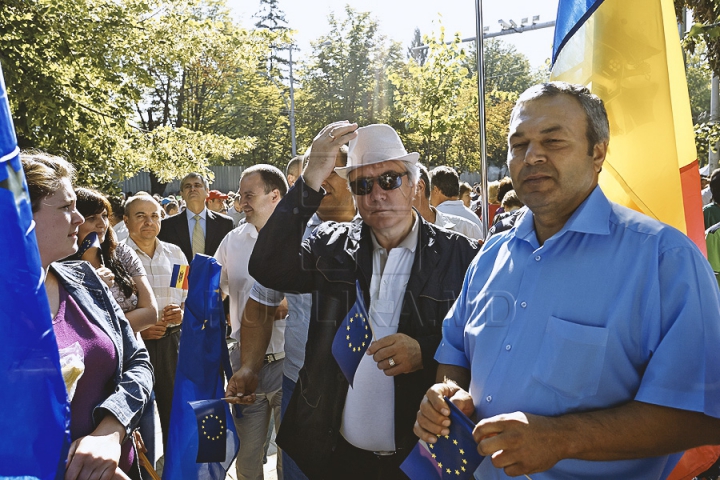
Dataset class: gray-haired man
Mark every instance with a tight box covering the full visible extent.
[242,122,478,479]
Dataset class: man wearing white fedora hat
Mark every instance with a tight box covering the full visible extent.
[247,121,479,479]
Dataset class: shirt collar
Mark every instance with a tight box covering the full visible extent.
[125,236,162,258]
[308,213,323,229]
[186,207,207,222]
[433,208,456,229]
[514,185,612,245]
[237,221,258,239]
[124,236,139,251]
[370,212,419,253]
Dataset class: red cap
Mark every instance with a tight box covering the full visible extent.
[208,190,228,200]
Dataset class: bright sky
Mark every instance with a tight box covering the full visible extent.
[226,0,560,69]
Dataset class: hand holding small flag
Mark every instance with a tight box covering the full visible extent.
[401,397,483,480]
[331,280,373,386]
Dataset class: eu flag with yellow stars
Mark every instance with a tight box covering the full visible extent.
[76,231,101,259]
[331,280,371,386]
[162,255,239,479]
[190,399,228,463]
[400,397,484,479]
[0,64,70,478]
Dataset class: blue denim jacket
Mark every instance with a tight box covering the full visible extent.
[52,261,154,437]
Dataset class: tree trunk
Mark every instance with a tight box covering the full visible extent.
[176,70,186,128]
[149,171,169,196]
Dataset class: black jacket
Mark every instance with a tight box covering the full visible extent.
[249,177,478,478]
[157,208,234,262]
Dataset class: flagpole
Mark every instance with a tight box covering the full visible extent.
[474,0,490,237]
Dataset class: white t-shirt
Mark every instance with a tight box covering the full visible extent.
[214,222,285,355]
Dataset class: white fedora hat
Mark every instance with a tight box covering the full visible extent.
[335,124,419,178]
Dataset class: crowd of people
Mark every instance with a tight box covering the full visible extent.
[24,80,720,480]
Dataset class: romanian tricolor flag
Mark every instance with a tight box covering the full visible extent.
[551,0,706,254]
[170,263,190,290]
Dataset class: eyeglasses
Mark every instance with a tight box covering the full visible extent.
[349,171,408,196]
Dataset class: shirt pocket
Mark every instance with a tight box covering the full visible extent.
[532,316,609,399]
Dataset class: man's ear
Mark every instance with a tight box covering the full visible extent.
[593,141,608,174]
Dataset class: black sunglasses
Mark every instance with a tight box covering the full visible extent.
[349,171,408,196]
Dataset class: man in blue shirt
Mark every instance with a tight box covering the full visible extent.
[414,82,720,479]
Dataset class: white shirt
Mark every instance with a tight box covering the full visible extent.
[124,236,188,321]
[703,186,713,206]
[340,213,419,452]
[113,220,129,242]
[434,207,483,239]
[214,222,284,355]
[436,199,483,229]
[249,214,323,382]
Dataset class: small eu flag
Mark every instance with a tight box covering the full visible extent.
[76,231,101,258]
[190,399,227,463]
[400,397,484,480]
[170,263,190,290]
[331,280,371,387]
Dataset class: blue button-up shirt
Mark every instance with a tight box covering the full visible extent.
[436,186,720,479]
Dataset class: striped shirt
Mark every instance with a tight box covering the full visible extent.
[124,236,188,321]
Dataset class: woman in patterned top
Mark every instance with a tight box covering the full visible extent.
[68,188,157,332]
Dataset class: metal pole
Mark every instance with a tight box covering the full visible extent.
[711,74,719,172]
[409,21,555,53]
[289,46,297,157]
[475,0,490,237]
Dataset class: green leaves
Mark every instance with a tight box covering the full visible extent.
[1,0,266,192]
[138,126,255,183]
[294,6,391,148]
[388,28,521,172]
[676,0,720,76]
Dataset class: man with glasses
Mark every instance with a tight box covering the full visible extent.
[225,147,357,480]
[247,123,478,479]
[158,172,234,263]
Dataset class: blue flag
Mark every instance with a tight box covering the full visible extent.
[76,231,101,258]
[162,254,239,480]
[551,0,604,64]
[0,64,70,478]
[190,399,228,463]
[331,280,371,386]
[401,398,484,480]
